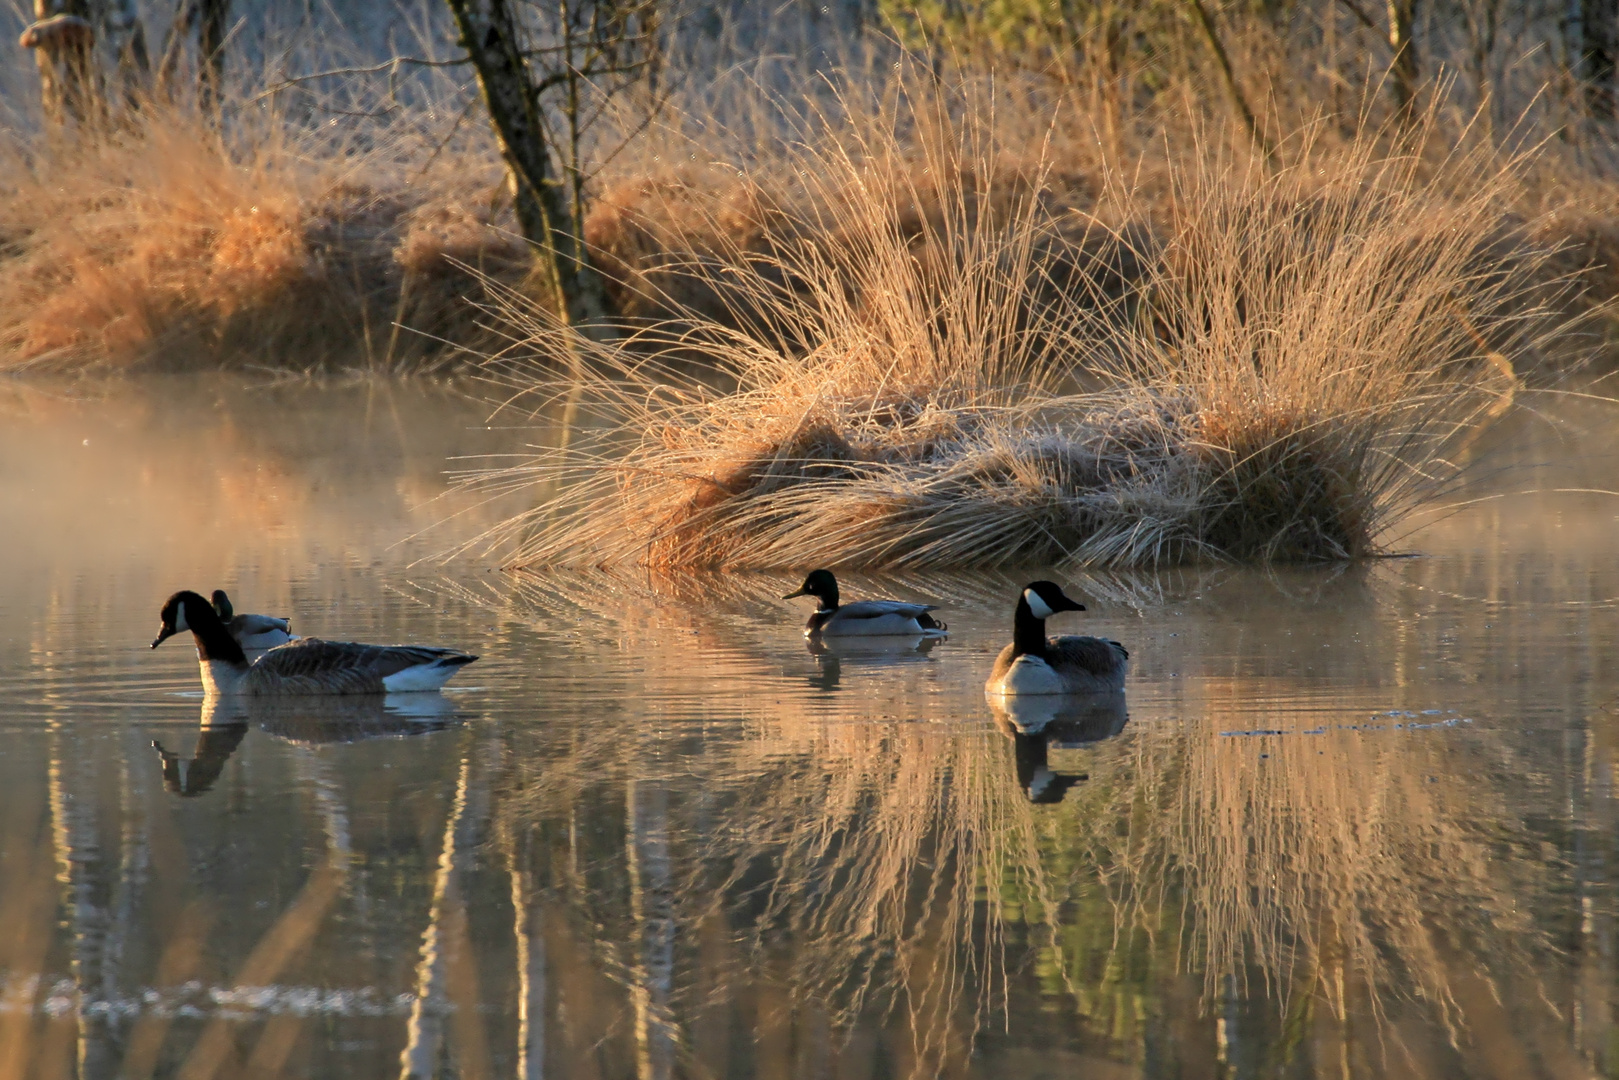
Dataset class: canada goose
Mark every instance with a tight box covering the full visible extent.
[783,569,947,638]
[152,590,478,696]
[984,581,1128,696]
[211,589,297,660]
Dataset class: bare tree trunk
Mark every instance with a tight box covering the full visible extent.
[100,0,151,109]
[49,722,120,1079]
[626,779,675,1080]
[1583,0,1618,117]
[1185,0,1274,160]
[197,0,228,117]
[508,835,546,1080]
[25,3,102,128]
[155,0,193,97]
[1463,0,1499,140]
[400,749,492,1080]
[154,0,226,113]
[1386,0,1420,119]
[443,0,615,335]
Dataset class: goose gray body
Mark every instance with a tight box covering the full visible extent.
[154,590,476,696]
[988,637,1129,695]
[784,570,947,638]
[222,640,476,696]
[984,581,1129,696]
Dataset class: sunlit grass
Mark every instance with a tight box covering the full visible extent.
[0,86,519,374]
[470,89,1547,571]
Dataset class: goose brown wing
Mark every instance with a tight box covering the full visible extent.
[244,639,469,695]
[1048,635,1128,675]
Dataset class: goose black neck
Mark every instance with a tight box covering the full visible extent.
[1012,596,1049,659]
[185,597,247,665]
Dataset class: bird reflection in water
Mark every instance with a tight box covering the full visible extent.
[248,691,462,744]
[152,723,249,797]
[805,633,943,690]
[989,692,1130,803]
[151,693,466,797]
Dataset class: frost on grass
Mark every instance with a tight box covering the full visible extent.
[467,108,1547,572]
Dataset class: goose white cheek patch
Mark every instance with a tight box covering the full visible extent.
[1023,589,1055,619]
[174,607,190,632]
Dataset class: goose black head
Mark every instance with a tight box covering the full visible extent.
[784,569,840,610]
[1019,581,1086,620]
[211,589,234,621]
[153,591,251,664]
[152,590,220,649]
[1011,581,1087,658]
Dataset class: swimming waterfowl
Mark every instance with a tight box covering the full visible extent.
[984,581,1128,696]
[783,569,947,638]
[152,590,477,696]
[211,589,297,660]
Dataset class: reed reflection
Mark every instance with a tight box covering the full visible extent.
[456,571,1601,1076]
[8,558,1613,1078]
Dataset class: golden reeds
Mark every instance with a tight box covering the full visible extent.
[1060,687,1573,1072]
[470,88,1549,571]
[1,5,1608,380]
[0,91,519,374]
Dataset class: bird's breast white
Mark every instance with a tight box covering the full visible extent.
[1027,764,1057,799]
[199,659,247,697]
[992,654,1067,696]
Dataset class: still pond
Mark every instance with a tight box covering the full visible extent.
[1,377,1617,1079]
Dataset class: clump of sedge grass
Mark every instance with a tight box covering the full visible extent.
[0,96,521,374]
[472,103,1547,571]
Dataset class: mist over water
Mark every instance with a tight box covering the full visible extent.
[2,378,1618,1078]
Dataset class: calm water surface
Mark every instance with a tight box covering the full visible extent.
[2,378,1618,1079]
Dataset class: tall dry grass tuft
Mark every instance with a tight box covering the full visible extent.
[2,111,314,368]
[0,97,523,374]
[471,95,1550,571]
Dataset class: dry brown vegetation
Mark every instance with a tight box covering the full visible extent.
[469,85,1550,570]
[1,2,1616,378]
[4,2,1615,568]
[0,98,533,373]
